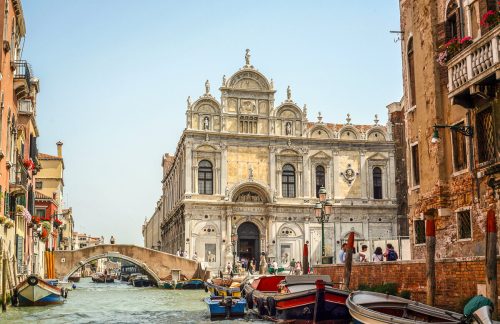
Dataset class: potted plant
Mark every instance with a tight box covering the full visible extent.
[0,215,6,224]
[53,218,62,228]
[31,216,40,225]
[40,227,49,241]
[5,219,14,229]
[481,8,500,30]
[437,36,473,66]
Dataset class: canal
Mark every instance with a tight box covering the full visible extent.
[3,278,267,323]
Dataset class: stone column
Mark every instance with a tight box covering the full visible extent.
[276,166,282,198]
[304,153,311,197]
[270,147,276,195]
[185,143,192,193]
[388,151,396,200]
[221,145,228,194]
[193,166,198,194]
[360,151,367,199]
[333,150,339,199]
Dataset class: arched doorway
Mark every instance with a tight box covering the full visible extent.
[237,222,260,267]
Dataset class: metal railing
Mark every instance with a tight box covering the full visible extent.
[13,60,32,83]
[9,164,28,188]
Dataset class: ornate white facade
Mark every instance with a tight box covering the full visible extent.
[157,51,400,272]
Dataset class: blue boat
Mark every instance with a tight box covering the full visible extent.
[204,296,246,318]
[13,275,66,306]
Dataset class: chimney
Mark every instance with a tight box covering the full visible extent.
[56,141,63,158]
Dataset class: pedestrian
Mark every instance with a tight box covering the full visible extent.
[226,262,232,274]
[110,236,115,244]
[338,243,347,263]
[176,249,181,257]
[192,251,198,261]
[272,260,278,275]
[250,259,256,274]
[359,245,368,262]
[384,243,398,261]
[372,246,384,262]
[294,261,302,275]
[259,252,268,274]
[289,258,296,274]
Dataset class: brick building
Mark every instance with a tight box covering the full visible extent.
[399,0,499,258]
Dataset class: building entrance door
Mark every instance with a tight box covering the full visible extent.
[237,222,260,269]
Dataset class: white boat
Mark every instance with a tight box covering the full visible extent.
[347,291,463,323]
[14,276,66,306]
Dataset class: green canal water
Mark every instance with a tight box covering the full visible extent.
[2,278,267,324]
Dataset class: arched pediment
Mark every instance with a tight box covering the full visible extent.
[230,182,271,203]
[192,97,221,114]
[277,223,303,238]
[227,69,271,91]
[278,149,300,156]
[275,103,301,119]
[309,126,332,139]
[366,128,387,141]
[339,126,360,140]
[194,144,217,152]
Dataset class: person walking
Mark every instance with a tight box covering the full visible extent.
[259,252,267,274]
[338,243,347,263]
[372,247,384,262]
[384,243,398,261]
[192,252,198,261]
[294,261,302,275]
[359,245,368,262]
[289,258,296,274]
[110,236,115,244]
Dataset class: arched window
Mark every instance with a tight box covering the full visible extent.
[407,38,416,107]
[282,164,296,198]
[198,160,213,195]
[315,165,325,198]
[373,167,382,199]
[445,1,462,41]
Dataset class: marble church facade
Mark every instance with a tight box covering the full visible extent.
[158,51,401,272]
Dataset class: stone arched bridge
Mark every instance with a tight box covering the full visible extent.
[54,245,199,284]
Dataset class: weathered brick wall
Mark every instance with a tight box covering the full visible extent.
[315,257,500,312]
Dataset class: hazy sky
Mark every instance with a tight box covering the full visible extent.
[22,1,402,245]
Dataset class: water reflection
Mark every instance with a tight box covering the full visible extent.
[4,277,266,324]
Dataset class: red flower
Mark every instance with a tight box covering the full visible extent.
[460,36,472,44]
[481,10,499,28]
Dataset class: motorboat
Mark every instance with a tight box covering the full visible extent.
[181,278,204,289]
[205,278,241,298]
[13,275,66,306]
[243,274,350,322]
[92,272,114,283]
[346,291,465,323]
[131,275,151,287]
[204,295,246,318]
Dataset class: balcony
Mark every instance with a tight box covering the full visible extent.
[9,164,28,192]
[447,24,499,103]
[13,60,33,99]
[18,99,34,115]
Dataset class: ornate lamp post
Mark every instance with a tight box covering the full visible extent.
[231,225,238,273]
[313,187,333,264]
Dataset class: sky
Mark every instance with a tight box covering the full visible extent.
[21,1,402,245]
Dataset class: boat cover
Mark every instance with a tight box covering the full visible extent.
[284,275,331,285]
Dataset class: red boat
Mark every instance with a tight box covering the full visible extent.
[243,275,351,323]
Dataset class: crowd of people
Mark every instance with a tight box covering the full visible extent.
[338,243,399,263]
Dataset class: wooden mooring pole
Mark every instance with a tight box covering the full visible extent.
[2,256,7,311]
[425,217,436,306]
[303,243,309,275]
[343,231,355,290]
[486,209,497,319]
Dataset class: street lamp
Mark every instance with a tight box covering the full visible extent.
[231,225,238,273]
[313,187,333,264]
[431,124,473,144]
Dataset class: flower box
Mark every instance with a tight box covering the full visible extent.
[437,36,473,66]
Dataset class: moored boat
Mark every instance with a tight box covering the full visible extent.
[181,278,204,289]
[346,291,464,324]
[92,272,114,283]
[132,275,151,287]
[243,275,350,322]
[204,296,246,318]
[205,279,241,297]
[13,275,66,306]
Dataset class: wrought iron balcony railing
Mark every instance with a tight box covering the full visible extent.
[447,24,499,98]
[13,60,32,83]
[9,164,28,189]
